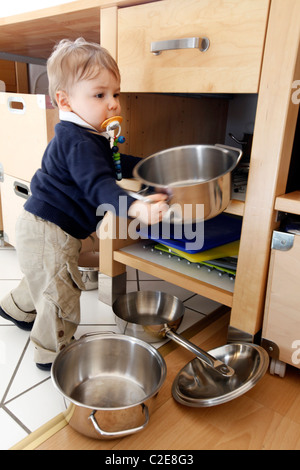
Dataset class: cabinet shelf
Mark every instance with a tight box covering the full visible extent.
[114,241,234,307]
[275,191,300,215]
[112,196,243,308]
[225,198,245,217]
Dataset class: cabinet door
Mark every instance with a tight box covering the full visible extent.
[1,174,31,247]
[262,231,300,368]
[0,93,58,181]
[118,0,270,93]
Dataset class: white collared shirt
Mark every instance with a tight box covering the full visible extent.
[59,110,110,140]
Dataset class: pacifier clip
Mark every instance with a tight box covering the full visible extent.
[101,116,125,181]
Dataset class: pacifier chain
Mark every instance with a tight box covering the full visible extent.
[101,116,125,181]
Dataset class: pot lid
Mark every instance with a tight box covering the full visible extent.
[172,342,269,407]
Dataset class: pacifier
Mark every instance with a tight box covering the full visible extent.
[101,116,123,137]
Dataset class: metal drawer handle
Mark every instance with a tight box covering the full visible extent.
[151,37,210,55]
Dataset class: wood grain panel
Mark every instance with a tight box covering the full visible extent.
[119,93,228,157]
[118,0,270,93]
[275,191,300,215]
[262,234,300,366]
[0,9,101,59]
[0,60,16,90]
[0,1,154,59]
[230,0,300,336]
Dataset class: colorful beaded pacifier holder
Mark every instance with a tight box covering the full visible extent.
[101,116,125,181]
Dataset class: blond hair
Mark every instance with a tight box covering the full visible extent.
[47,38,120,107]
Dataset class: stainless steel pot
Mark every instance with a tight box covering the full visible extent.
[51,332,166,439]
[132,144,243,222]
[78,251,99,291]
[113,291,234,377]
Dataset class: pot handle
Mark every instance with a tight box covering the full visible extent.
[165,328,235,377]
[126,189,182,224]
[215,144,243,166]
[127,190,153,204]
[88,404,149,438]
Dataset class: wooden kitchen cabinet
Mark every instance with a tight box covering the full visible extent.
[0,59,28,93]
[262,230,300,377]
[117,0,270,93]
[275,192,300,216]
[101,0,300,343]
[0,0,299,343]
[229,0,300,339]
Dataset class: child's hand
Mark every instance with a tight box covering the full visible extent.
[128,193,169,225]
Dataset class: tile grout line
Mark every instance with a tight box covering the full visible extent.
[183,293,198,303]
[0,335,33,437]
[3,376,51,407]
[1,336,30,406]
[184,306,211,316]
[2,404,32,435]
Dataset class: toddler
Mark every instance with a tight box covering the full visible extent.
[0,38,168,370]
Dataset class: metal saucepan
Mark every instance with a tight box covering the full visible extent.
[131,144,243,222]
[113,291,234,378]
[51,332,166,439]
[78,251,99,290]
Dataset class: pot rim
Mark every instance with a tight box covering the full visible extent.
[78,266,98,272]
[51,332,167,411]
[133,144,242,188]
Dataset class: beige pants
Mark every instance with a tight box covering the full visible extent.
[1,210,84,364]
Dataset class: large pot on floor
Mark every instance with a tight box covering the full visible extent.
[51,332,166,439]
[132,144,243,222]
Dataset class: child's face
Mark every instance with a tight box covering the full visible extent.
[57,68,121,132]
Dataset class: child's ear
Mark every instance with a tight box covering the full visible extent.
[56,90,72,111]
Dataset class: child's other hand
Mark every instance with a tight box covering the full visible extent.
[128,193,169,225]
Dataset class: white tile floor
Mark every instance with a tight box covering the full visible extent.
[0,245,221,450]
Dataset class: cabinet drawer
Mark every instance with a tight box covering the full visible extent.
[0,93,59,181]
[262,231,300,368]
[118,0,270,93]
[1,174,30,247]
